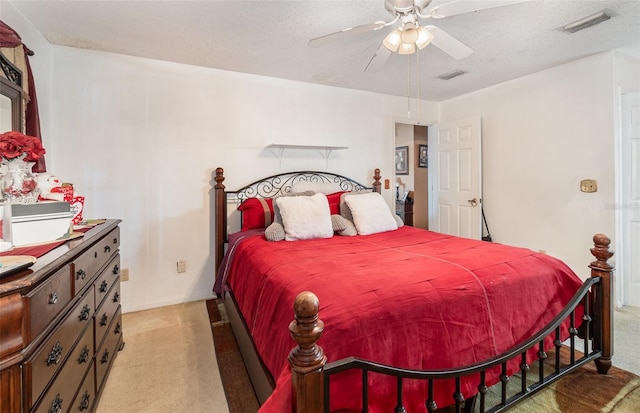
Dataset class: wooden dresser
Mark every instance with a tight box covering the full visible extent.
[395,200,414,226]
[0,219,123,413]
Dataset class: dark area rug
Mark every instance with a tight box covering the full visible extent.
[207,298,640,412]
[206,299,260,413]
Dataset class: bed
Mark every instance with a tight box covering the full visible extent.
[212,167,614,413]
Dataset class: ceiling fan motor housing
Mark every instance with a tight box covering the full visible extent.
[385,0,433,15]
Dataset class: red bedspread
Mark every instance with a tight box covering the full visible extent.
[218,226,584,412]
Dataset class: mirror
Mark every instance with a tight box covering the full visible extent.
[0,51,23,133]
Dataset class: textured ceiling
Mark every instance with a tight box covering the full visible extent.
[7,0,640,101]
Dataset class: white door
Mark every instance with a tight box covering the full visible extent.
[428,116,482,239]
[621,92,640,307]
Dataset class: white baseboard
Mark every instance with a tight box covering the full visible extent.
[121,290,216,314]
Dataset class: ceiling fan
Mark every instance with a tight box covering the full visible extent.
[308,0,530,71]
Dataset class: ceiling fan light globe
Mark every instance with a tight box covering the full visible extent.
[398,42,416,55]
[383,29,402,52]
[416,28,434,49]
[401,28,419,44]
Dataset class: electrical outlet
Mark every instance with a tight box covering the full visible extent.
[121,268,129,281]
[177,260,187,273]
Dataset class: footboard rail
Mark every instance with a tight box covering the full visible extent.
[289,234,615,413]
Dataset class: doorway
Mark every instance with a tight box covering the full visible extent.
[619,91,640,307]
[394,122,429,229]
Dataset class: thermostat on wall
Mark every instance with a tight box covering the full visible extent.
[580,179,597,193]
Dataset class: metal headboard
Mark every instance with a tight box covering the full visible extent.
[213,168,382,274]
[227,171,372,202]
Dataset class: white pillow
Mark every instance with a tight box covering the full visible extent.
[276,192,334,241]
[339,190,372,222]
[344,192,398,235]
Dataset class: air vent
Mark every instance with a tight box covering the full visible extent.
[559,10,613,34]
[437,70,467,80]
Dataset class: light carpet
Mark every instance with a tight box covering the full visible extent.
[95,300,229,413]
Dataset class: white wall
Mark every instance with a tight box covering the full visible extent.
[2,2,439,312]
[440,53,617,279]
[2,1,626,308]
[45,46,440,312]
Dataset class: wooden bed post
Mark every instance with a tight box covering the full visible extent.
[589,233,615,375]
[373,168,381,194]
[214,167,227,275]
[289,292,326,413]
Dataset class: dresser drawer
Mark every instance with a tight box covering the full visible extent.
[95,307,122,394]
[72,227,120,295]
[30,320,93,413]
[94,254,120,310]
[0,220,122,413]
[94,280,121,349]
[24,266,72,342]
[68,361,95,413]
[25,290,94,407]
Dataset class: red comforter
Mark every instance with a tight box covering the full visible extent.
[217,226,584,412]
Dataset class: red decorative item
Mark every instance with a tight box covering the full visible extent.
[68,196,85,225]
[0,131,46,163]
[0,132,46,204]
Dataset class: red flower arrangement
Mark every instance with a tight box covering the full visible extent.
[0,131,46,162]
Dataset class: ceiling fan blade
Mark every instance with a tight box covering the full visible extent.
[427,26,473,59]
[364,44,392,72]
[426,0,530,19]
[308,21,387,48]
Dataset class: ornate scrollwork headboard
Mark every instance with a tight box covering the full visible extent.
[229,170,372,201]
[213,168,382,273]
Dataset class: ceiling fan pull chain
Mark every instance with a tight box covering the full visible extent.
[416,50,421,116]
[407,55,411,118]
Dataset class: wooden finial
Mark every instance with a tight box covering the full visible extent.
[373,168,382,194]
[289,292,326,413]
[589,233,614,272]
[215,167,225,189]
[289,291,326,374]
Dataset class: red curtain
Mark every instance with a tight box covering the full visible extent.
[0,20,46,172]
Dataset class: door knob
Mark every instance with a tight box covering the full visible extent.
[468,198,479,207]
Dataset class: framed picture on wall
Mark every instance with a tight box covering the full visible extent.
[418,144,428,168]
[395,146,409,175]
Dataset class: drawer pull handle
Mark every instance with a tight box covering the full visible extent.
[79,392,90,411]
[48,394,63,413]
[79,345,90,364]
[99,280,108,292]
[100,313,109,326]
[94,251,98,259]
[101,349,109,364]
[104,245,111,253]
[79,305,91,321]
[76,269,86,280]
[46,342,63,366]
[113,291,120,303]
[113,237,118,244]
[114,322,122,334]
[49,292,58,304]
[112,264,120,275]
